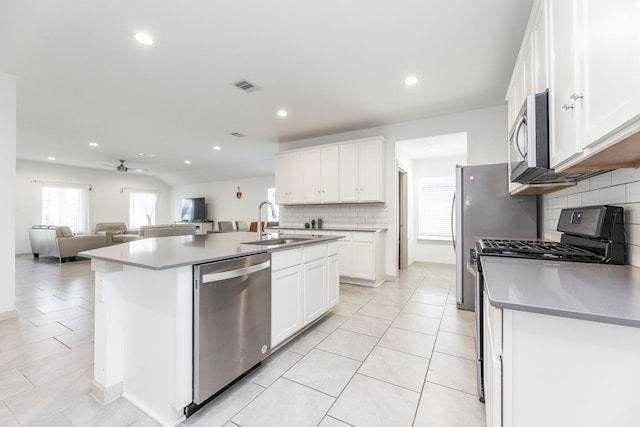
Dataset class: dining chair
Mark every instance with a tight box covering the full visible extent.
[235,221,249,231]
[218,221,234,231]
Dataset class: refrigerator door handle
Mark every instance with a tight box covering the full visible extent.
[451,192,456,252]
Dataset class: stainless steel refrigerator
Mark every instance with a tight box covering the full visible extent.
[455,163,538,311]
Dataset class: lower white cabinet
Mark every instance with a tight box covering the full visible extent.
[484,292,640,427]
[270,242,339,349]
[303,258,326,324]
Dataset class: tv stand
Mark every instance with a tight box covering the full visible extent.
[176,221,213,235]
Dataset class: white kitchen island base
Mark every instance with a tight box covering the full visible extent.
[90,259,193,427]
[81,232,341,427]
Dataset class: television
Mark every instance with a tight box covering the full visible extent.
[181,197,207,222]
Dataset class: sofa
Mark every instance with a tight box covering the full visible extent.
[95,222,139,244]
[29,225,109,262]
[95,222,197,243]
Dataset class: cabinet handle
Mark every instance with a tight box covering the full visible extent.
[561,93,583,111]
[317,190,321,193]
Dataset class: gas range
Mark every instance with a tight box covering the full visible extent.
[475,205,626,265]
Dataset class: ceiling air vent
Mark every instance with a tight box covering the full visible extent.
[230,132,246,138]
[232,79,259,92]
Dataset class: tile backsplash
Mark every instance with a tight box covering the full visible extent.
[543,167,640,267]
[279,204,387,229]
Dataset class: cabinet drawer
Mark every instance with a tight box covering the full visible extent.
[303,244,327,262]
[271,248,303,271]
[351,232,374,243]
[327,241,339,256]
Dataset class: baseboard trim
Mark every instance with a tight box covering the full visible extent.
[90,380,123,405]
[0,309,18,321]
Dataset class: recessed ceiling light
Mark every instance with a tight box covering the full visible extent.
[405,76,418,86]
[213,146,221,151]
[184,160,191,164]
[47,157,55,161]
[277,110,288,117]
[428,147,438,152]
[89,142,99,147]
[139,153,156,158]
[134,32,154,45]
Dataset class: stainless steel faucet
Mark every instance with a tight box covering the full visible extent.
[257,201,276,240]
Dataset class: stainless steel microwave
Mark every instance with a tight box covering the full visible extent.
[509,91,550,183]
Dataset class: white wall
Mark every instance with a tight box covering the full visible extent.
[171,176,275,229]
[16,160,171,254]
[412,154,467,265]
[1,72,16,318]
[280,104,508,279]
[543,168,640,268]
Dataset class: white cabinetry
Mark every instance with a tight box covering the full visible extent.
[302,146,340,204]
[339,138,386,203]
[302,244,327,324]
[270,242,339,349]
[283,229,385,287]
[548,0,640,171]
[275,151,304,205]
[271,249,303,348]
[484,294,640,427]
[276,137,386,205]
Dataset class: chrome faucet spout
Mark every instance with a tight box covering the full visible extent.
[257,201,276,240]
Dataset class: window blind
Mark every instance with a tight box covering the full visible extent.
[418,175,455,240]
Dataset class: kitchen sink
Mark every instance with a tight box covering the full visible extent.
[242,237,312,246]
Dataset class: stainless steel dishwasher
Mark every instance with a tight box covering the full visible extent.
[192,252,271,408]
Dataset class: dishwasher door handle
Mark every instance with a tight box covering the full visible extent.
[201,260,271,283]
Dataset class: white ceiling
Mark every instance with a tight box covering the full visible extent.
[0,0,533,185]
[396,132,468,160]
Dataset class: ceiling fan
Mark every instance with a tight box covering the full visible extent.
[102,160,149,174]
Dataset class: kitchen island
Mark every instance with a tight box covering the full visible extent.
[481,257,640,427]
[80,231,342,427]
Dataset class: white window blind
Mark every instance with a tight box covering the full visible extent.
[42,185,90,234]
[418,175,455,240]
[129,191,158,228]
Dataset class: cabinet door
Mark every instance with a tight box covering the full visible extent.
[321,146,340,203]
[271,265,303,347]
[579,0,640,149]
[327,254,339,308]
[358,140,384,202]
[483,293,503,427]
[339,143,360,202]
[531,2,548,94]
[548,0,583,168]
[288,151,304,204]
[303,258,327,324]
[303,148,322,203]
[337,240,351,277]
[274,154,289,205]
[351,242,374,280]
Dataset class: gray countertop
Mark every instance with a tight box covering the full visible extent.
[79,232,342,271]
[481,256,640,327]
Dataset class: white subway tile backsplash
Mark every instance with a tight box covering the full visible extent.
[589,171,612,190]
[543,167,640,267]
[280,204,387,229]
[581,190,600,205]
[626,181,640,203]
[600,185,625,205]
[612,168,640,186]
[567,194,582,207]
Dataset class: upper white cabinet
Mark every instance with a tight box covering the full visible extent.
[339,138,386,203]
[548,0,640,171]
[302,146,340,204]
[276,137,386,205]
[275,151,304,205]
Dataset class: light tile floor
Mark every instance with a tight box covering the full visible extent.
[1,255,486,426]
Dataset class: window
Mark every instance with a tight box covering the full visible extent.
[418,175,455,240]
[267,187,280,220]
[129,191,158,228]
[42,186,90,234]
